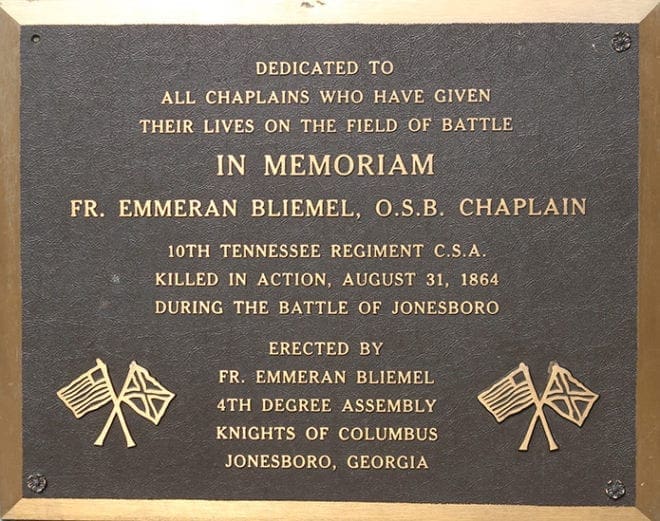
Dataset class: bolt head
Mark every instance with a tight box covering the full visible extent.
[605,480,626,500]
[26,474,47,494]
[611,32,632,52]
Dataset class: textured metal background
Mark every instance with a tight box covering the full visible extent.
[20,24,638,504]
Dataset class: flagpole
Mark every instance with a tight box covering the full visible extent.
[536,364,560,451]
[518,366,559,452]
[94,360,136,448]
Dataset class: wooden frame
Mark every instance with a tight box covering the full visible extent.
[0,1,658,519]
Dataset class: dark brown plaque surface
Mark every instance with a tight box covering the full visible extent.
[19,24,637,504]
[1,3,659,521]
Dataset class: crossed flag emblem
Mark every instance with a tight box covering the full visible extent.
[478,362,599,451]
[57,359,175,448]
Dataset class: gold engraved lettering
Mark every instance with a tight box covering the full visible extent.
[155,272,219,287]
[434,88,491,103]
[330,244,424,258]
[139,119,194,134]
[355,370,435,385]
[224,453,335,469]
[261,398,332,412]
[205,90,310,105]
[257,272,328,287]
[278,300,349,315]
[391,300,500,315]
[268,341,350,357]
[346,454,429,470]
[155,300,224,315]
[441,117,512,132]
[216,425,296,441]
[263,153,434,176]
[218,243,322,259]
[160,90,196,105]
[118,199,237,218]
[373,89,425,104]
[459,197,587,216]
[342,272,416,287]
[256,60,359,76]
[341,398,437,413]
[251,199,356,218]
[255,370,346,384]
[338,426,438,442]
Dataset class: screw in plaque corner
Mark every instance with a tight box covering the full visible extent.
[605,480,626,500]
[611,32,632,53]
[26,474,47,494]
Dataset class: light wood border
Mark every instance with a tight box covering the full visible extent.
[638,5,660,521]
[0,1,658,520]
[0,0,656,25]
[1,500,656,521]
[0,6,22,521]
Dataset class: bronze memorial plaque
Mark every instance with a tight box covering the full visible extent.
[0,1,658,520]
